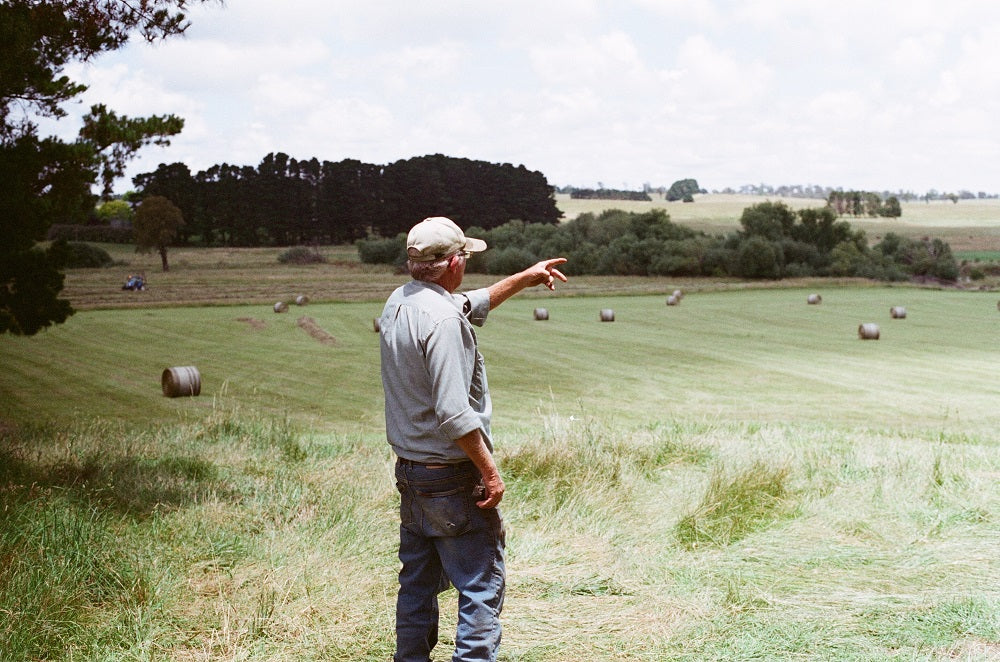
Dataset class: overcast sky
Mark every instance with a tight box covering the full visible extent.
[47,0,1000,195]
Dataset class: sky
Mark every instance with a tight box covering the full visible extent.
[43,0,1000,196]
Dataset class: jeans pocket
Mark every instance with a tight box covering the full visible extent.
[415,486,472,537]
[396,480,415,529]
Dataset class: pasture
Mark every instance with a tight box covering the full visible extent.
[3,286,999,437]
[3,196,1000,660]
[2,279,999,659]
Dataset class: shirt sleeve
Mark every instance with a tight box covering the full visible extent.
[425,316,482,441]
[460,287,491,327]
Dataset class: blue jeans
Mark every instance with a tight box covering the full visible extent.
[394,460,506,662]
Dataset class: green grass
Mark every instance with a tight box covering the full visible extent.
[2,285,999,660]
[956,250,1000,262]
[6,409,996,659]
[3,286,1000,436]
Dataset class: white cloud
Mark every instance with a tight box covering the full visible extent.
[36,0,1000,194]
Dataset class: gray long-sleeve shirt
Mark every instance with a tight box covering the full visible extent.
[379,280,492,463]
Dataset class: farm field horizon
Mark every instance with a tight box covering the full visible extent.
[53,192,1000,313]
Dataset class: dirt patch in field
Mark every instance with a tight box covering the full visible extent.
[236,316,267,330]
[297,316,336,345]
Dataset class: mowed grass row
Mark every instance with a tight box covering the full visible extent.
[3,286,998,437]
[2,286,999,660]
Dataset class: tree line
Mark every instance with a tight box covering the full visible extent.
[718,183,997,202]
[568,188,652,201]
[132,153,561,246]
[562,178,706,202]
[359,201,958,282]
[827,191,901,218]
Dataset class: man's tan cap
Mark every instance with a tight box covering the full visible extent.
[406,216,488,262]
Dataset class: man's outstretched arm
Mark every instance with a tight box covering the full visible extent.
[487,258,567,311]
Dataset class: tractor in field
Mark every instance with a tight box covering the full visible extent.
[121,274,146,291]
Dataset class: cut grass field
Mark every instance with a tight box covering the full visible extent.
[4,287,999,436]
[2,277,999,659]
[4,202,1000,660]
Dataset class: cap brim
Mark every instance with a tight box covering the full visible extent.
[464,237,488,254]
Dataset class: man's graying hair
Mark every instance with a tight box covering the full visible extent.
[407,257,452,283]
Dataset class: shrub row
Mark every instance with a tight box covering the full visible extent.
[47,224,133,244]
[63,242,115,268]
[357,203,960,282]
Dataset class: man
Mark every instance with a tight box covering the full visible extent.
[379,216,567,662]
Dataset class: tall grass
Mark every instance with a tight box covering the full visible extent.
[2,408,999,659]
[674,460,794,549]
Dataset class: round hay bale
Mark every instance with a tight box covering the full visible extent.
[890,306,907,319]
[162,366,201,397]
[858,323,880,340]
[295,294,309,306]
[807,293,822,305]
[373,317,381,332]
[666,294,680,306]
[672,289,683,300]
[274,301,289,313]
[599,309,615,322]
[533,308,549,321]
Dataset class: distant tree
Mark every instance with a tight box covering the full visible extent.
[133,196,184,271]
[133,162,201,240]
[95,199,133,226]
[827,190,902,218]
[880,196,902,218]
[665,178,702,202]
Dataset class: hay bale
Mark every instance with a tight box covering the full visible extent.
[533,308,549,321]
[600,309,615,322]
[672,289,683,300]
[807,293,822,305]
[373,317,381,332]
[858,322,880,340]
[890,306,906,319]
[162,366,201,397]
[666,294,680,306]
[274,301,289,313]
[295,294,309,306]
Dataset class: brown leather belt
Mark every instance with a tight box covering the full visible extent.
[396,457,469,469]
